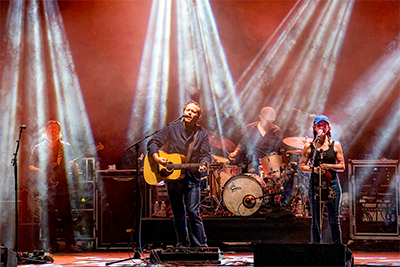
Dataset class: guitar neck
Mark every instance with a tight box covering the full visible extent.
[168,163,204,170]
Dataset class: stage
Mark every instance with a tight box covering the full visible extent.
[16,250,400,267]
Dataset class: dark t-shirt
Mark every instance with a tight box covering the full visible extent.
[234,121,283,170]
[30,140,75,196]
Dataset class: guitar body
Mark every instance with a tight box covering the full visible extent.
[144,151,186,185]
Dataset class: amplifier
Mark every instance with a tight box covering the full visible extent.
[150,247,222,264]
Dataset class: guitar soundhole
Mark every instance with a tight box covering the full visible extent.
[159,164,174,177]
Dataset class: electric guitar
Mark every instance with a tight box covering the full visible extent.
[143,151,224,185]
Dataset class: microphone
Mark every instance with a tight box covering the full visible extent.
[243,194,256,209]
[20,125,27,129]
[317,129,323,138]
[181,114,191,118]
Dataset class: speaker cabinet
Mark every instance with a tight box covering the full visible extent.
[349,159,399,239]
[0,246,17,267]
[96,172,137,249]
[253,243,353,267]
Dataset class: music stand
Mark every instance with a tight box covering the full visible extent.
[106,116,184,265]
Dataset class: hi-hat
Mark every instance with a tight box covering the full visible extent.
[283,137,312,149]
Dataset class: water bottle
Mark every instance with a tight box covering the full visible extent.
[160,201,166,217]
[258,165,265,179]
[296,199,303,216]
[153,201,160,216]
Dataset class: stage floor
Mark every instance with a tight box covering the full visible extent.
[17,250,400,266]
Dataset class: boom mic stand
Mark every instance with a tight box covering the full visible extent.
[106,115,184,266]
[11,125,27,253]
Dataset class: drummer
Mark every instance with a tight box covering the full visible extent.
[229,106,284,175]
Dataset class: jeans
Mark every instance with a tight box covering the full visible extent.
[308,180,342,244]
[166,180,207,247]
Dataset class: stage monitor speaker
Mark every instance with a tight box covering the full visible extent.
[253,243,353,267]
[0,246,17,267]
[97,175,136,248]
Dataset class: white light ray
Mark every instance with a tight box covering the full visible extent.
[129,0,239,156]
[335,35,400,157]
[25,0,48,145]
[234,0,354,138]
[129,0,171,142]
[236,0,317,108]
[176,0,241,149]
[43,0,95,156]
[0,0,25,248]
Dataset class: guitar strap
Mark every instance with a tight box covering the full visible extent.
[185,128,199,163]
[57,142,64,165]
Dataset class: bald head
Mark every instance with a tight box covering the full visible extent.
[260,106,276,122]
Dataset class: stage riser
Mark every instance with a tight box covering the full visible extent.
[141,217,311,246]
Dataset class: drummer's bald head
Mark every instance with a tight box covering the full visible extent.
[260,106,276,122]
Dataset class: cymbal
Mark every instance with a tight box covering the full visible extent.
[212,155,229,163]
[283,137,312,149]
[209,135,236,152]
[287,150,303,155]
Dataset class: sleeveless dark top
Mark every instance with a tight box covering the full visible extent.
[310,140,338,185]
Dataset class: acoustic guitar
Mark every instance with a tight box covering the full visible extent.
[143,151,223,185]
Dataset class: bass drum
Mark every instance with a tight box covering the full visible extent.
[222,174,265,216]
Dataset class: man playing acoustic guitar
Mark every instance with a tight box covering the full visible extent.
[147,100,211,247]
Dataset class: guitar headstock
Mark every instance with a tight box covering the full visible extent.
[86,142,104,155]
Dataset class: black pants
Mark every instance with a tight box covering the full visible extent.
[42,193,76,248]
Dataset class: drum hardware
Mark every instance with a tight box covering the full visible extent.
[201,157,238,216]
[200,172,225,216]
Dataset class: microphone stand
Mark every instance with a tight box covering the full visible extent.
[106,116,183,266]
[11,126,26,252]
[310,137,321,244]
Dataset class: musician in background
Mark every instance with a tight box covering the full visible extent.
[300,115,345,244]
[29,120,79,253]
[147,101,211,247]
[229,106,284,174]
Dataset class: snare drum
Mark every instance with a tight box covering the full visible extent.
[222,174,266,216]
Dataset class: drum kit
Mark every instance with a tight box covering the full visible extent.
[202,135,313,217]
